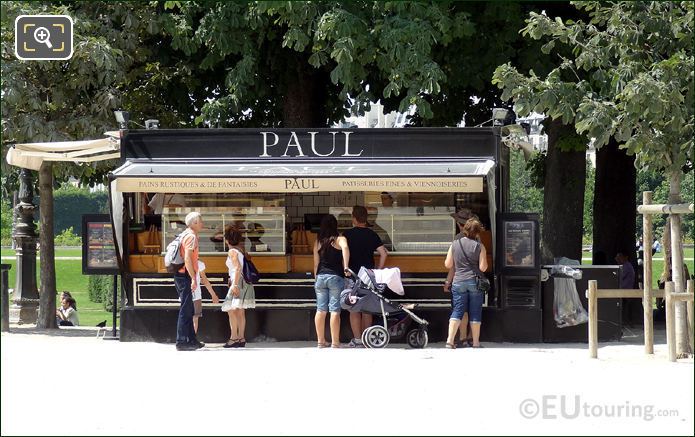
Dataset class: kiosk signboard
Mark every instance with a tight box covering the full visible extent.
[82,214,119,274]
[503,221,535,268]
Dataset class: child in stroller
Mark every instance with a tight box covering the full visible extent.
[341,267,429,348]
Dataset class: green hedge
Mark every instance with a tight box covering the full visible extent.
[53,185,109,236]
[87,274,121,312]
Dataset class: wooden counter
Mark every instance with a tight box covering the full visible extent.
[128,255,290,274]
[129,231,493,275]
[289,254,449,273]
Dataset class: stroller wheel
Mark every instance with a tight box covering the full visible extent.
[361,328,370,348]
[406,329,428,349]
[363,326,389,349]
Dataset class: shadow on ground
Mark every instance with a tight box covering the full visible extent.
[3,324,117,338]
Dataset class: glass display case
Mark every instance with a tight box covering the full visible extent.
[330,207,455,255]
[162,206,286,255]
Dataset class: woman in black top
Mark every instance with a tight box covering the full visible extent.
[312,215,350,348]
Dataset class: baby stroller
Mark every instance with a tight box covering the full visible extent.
[341,267,429,349]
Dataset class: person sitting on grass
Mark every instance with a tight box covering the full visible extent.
[56,296,79,327]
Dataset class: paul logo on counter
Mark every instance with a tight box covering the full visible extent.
[284,178,319,190]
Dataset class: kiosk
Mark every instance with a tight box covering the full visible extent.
[107,128,546,342]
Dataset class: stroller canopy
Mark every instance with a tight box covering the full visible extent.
[358,267,404,295]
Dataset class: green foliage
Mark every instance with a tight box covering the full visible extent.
[637,171,694,242]
[87,274,120,312]
[583,162,596,243]
[525,151,546,189]
[509,150,543,217]
[157,2,569,127]
[53,185,109,235]
[1,2,195,200]
[54,227,81,246]
[88,275,107,303]
[103,276,121,313]
[492,1,694,177]
[1,199,12,246]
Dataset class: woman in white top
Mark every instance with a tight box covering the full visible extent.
[56,296,79,326]
[221,225,256,348]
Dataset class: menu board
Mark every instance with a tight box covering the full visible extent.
[503,221,535,268]
[82,214,119,274]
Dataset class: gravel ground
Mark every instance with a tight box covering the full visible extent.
[1,326,693,436]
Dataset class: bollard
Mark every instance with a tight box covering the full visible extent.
[1,264,10,332]
[665,281,676,362]
[588,280,598,359]
[642,191,654,354]
[688,280,694,353]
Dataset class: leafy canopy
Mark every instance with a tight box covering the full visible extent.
[492,1,694,175]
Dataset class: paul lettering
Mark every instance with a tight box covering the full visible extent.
[341,131,363,157]
[309,131,334,157]
[284,178,319,190]
[260,132,279,157]
[261,131,363,157]
[282,132,306,157]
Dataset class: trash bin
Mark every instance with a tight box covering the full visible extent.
[542,265,622,342]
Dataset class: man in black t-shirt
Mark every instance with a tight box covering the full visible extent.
[343,205,388,347]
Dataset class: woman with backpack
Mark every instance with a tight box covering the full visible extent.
[221,225,256,348]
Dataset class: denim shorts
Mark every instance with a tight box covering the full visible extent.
[315,274,344,313]
[450,280,484,323]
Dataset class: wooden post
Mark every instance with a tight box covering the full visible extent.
[688,280,694,353]
[665,281,676,362]
[642,191,654,354]
[588,280,598,359]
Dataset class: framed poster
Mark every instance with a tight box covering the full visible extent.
[503,221,535,268]
[82,214,119,274]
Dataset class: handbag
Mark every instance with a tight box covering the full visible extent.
[457,238,491,293]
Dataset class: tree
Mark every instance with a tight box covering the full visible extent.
[493,1,694,356]
[1,1,170,327]
[157,2,578,128]
[540,119,586,263]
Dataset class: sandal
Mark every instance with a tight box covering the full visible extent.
[331,343,341,348]
[317,342,330,348]
[445,343,456,349]
[224,339,239,348]
[471,344,484,348]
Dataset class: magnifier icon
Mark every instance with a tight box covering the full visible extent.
[33,26,52,49]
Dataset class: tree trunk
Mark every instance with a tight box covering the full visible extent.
[667,171,691,358]
[282,57,328,128]
[592,139,637,265]
[540,119,586,264]
[36,162,57,328]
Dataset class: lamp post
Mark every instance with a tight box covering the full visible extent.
[10,168,39,324]
[114,110,130,130]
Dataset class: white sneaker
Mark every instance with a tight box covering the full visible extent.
[347,338,364,348]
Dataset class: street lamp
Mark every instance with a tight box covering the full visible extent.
[145,119,160,130]
[114,110,130,130]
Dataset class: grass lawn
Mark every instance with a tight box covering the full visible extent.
[3,258,116,328]
[2,246,691,327]
[1,247,82,258]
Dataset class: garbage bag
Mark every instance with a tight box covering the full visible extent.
[550,265,583,280]
[553,277,588,328]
